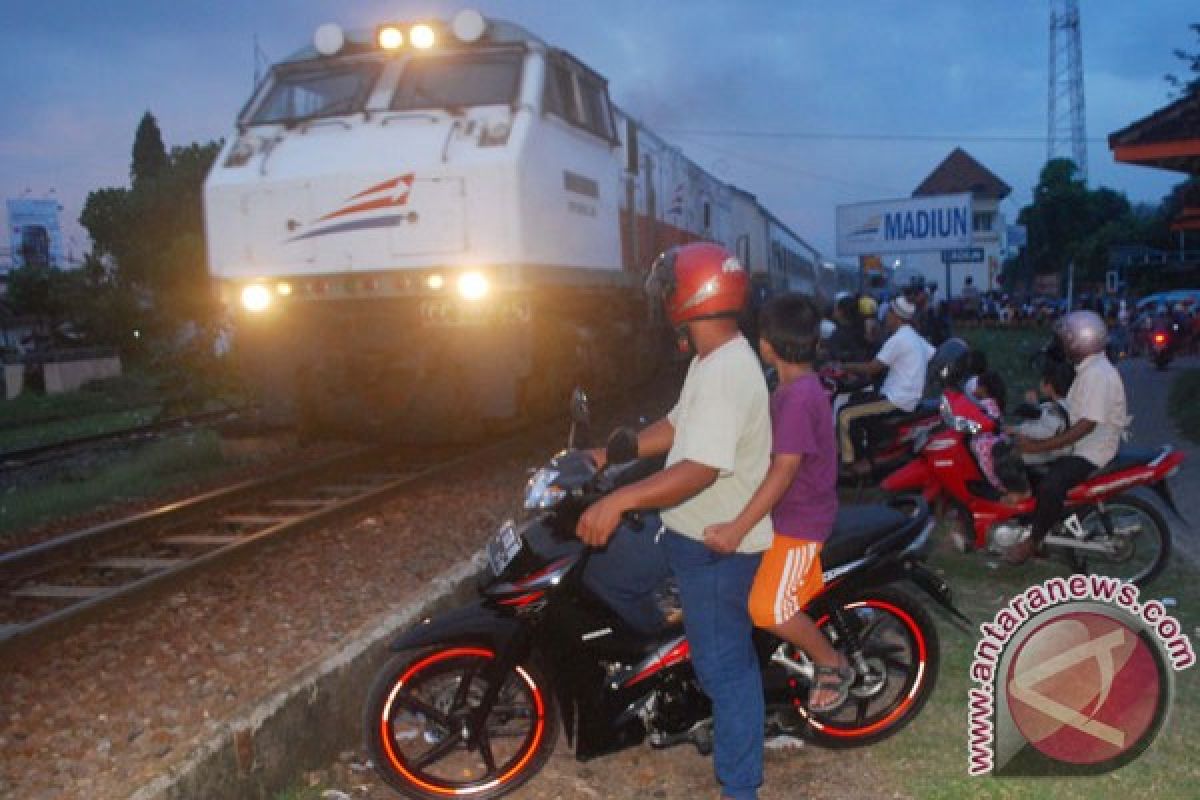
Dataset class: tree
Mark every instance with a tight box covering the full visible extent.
[1017,159,1090,276]
[79,114,223,356]
[1165,23,1200,98]
[131,111,169,186]
[80,187,131,261]
[1012,159,1151,290]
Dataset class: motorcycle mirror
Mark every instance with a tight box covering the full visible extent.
[568,387,591,450]
[605,427,639,466]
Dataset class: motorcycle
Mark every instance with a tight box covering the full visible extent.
[364,392,969,800]
[1148,326,1175,370]
[881,356,1184,587]
[818,365,940,488]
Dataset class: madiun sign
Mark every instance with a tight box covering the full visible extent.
[836,193,973,256]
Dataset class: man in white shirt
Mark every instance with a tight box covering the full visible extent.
[836,296,935,474]
[1008,311,1129,565]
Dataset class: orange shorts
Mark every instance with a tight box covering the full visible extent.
[748,536,825,628]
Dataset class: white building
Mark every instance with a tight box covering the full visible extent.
[6,196,66,272]
[891,148,1011,298]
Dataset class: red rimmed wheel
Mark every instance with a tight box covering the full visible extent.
[364,645,557,799]
[804,588,940,748]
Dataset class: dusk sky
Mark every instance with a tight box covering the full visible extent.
[0,1,1195,260]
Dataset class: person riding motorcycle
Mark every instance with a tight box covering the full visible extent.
[577,242,772,800]
[1008,310,1130,565]
[835,296,935,476]
[825,293,872,363]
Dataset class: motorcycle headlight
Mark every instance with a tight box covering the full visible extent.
[524,468,565,510]
[953,416,982,435]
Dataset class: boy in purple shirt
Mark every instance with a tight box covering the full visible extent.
[704,293,853,712]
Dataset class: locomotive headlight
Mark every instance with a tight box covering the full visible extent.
[457,271,489,300]
[378,25,404,50]
[276,281,293,297]
[426,273,445,290]
[410,23,436,49]
[241,284,271,313]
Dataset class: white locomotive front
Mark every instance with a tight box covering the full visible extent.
[204,11,824,439]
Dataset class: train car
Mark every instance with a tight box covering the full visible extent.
[204,12,823,440]
[764,212,824,302]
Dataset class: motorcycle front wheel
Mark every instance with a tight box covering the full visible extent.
[364,644,558,800]
[803,587,940,748]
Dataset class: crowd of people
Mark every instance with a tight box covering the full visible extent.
[819,275,1200,363]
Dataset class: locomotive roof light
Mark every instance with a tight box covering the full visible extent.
[377,25,404,50]
[241,283,272,313]
[410,23,437,50]
[451,9,487,42]
[457,271,490,301]
[313,23,346,56]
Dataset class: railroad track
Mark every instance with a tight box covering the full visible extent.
[0,408,246,472]
[0,443,477,646]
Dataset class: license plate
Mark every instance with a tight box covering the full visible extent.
[487,520,522,576]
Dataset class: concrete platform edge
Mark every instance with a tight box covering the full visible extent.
[128,552,487,800]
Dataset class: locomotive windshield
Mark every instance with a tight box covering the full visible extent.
[251,60,383,125]
[390,50,523,111]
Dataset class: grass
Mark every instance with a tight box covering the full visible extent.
[958,326,1050,407]
[0,406,161,453]
[0,430,229,539]
[868,537,1199,799]
[1167,369,1200,444]
[0,372,162,429]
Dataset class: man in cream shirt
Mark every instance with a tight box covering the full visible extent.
[1010,310,1129,565]
[577,242,771,800]
[661,334,773,552]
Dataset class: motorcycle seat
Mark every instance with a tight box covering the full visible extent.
[873,399,939,426]
[1090,446,1162,479]
[821,505,911,569]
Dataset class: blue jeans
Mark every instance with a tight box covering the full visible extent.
[663,531,764,800]
[582,517,671,635]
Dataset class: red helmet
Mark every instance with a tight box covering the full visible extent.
[645,242,748,328]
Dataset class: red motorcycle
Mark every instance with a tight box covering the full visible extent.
[818,366,940,488]
[882,373,1183,587]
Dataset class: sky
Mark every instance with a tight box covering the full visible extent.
[0,0,1195,261]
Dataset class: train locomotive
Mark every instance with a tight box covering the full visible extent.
[204,11,830,440]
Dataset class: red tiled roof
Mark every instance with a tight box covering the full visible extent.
[912,147,1011,200]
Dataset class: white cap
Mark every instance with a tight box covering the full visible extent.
[890,296,916,321]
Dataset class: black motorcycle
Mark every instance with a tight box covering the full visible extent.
[364,397,970,800]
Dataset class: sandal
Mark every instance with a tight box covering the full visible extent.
[809,660,856,713]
